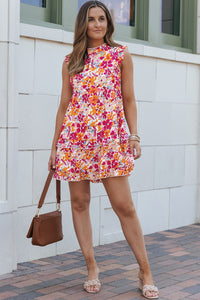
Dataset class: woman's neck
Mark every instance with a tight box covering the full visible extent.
[87,39,105,48]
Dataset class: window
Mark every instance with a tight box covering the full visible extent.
[20,0,197,53]
[148,0,197,52]
[21,0,46,7]
[73,0,148,41]
[101,0,138,41]
[161,0,180,36]
[20,0,62,26]
[78,0,136,26]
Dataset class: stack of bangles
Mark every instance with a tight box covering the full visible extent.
[128,134,140,142]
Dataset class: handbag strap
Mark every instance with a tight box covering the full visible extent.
[36,169,61,215]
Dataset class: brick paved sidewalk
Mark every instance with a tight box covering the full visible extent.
[0,224,200,300]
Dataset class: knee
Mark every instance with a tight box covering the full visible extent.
[71,192,90,212]
[114,201,136,218]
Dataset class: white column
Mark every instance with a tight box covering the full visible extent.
[0,0,20,275]
[197,0,200,53]
[197,0,200,222]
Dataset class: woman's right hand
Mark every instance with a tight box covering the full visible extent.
[48,148,57,171]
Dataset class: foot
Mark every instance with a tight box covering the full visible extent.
[83,263,101,293]
[138,269,159,299]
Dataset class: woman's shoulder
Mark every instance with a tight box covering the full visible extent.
[64,53,71,63]
[117,44,128,50]
[110,43,128,51]
[110,44,128,62]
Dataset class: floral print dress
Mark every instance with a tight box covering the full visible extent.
[54,43,135,183]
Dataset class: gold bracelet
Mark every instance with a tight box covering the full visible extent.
[129,134,140,138]
[129,134,140,142]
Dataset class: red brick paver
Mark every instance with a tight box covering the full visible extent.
[0,223,200,299]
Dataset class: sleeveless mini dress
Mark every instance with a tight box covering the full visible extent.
[53,43,135,183]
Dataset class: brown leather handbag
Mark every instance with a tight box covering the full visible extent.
[26,169,63,246]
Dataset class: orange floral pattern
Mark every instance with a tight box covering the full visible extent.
[54,43,135,183]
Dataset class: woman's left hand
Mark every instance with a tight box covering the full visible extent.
[129,140,141,159]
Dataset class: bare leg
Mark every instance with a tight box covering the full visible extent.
[102,176,158,298]
[69,180,99,292]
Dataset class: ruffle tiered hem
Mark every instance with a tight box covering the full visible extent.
[53,142,135,183]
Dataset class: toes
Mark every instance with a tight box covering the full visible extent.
[94,284,100,291]
[87,286,92,292]
[145,290,158,297]
[87,286,93,292]
[86,284,99,292]
[91,285,96,291]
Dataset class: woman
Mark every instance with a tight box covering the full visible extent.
[48,1,159,298]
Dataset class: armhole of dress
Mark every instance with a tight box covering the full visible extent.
[118,45,128,64]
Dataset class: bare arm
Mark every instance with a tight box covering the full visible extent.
[121,48,141,159]
[48,59,72,170]
[121,48,137,134]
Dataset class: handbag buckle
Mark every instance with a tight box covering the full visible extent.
[35,208,40,218]
[57,203,61,211]
[35,204,60,217]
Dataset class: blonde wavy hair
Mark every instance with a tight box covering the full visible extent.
[68,0,121,76]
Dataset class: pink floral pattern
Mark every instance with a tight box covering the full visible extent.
[54,43,135,183]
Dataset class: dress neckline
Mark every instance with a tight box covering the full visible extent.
[87,43,108,54]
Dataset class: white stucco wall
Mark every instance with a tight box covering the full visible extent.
[0,0,200,276]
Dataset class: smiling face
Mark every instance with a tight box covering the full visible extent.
[87,6,108,46]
